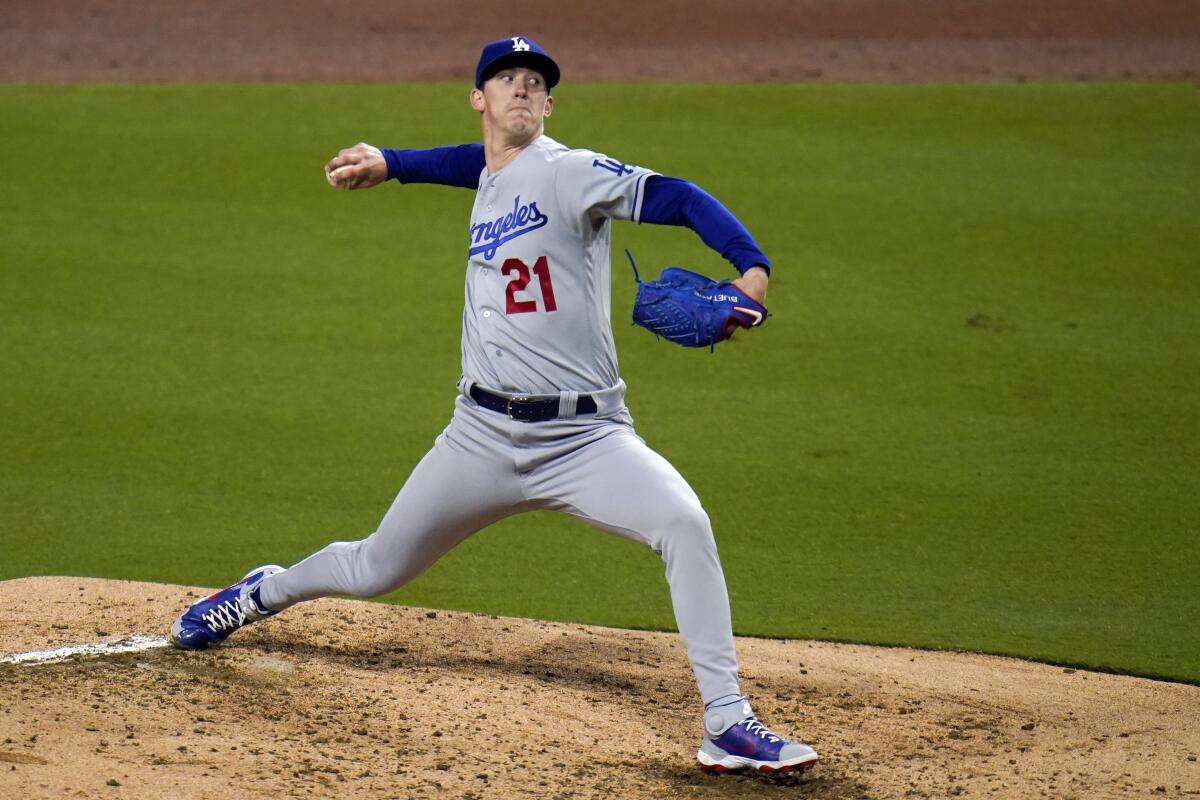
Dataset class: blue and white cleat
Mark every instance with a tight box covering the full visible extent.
[697,696,819,774]
[169,565,284,650]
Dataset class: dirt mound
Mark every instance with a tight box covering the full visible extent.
[1,578,1197,799]
[3,0,1199,82]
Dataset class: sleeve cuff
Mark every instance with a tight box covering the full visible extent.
[382,148,403,182]
[630,170,657,223]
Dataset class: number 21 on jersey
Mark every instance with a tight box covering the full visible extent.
[502,256,558,314]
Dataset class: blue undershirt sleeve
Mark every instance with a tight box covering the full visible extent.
[639,176,771,275]
[380,144,486,189]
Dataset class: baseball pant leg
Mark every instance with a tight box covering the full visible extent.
[522,422,741,706]
[259,398,529,610]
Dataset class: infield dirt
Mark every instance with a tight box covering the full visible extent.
[1,578,1198,799]
[3,0,1199,82]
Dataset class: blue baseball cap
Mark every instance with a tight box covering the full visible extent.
[475,36,560,91]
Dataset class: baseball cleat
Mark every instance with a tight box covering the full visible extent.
[169,565,284,650]
[696,696,819,774]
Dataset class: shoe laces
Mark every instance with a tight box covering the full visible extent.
[736,717,782,744]
[201,598,247,632]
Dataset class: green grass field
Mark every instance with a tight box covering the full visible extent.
[1,83,1197,683]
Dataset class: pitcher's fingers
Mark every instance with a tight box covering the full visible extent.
[326,163,361,188]
[324,151,360,173]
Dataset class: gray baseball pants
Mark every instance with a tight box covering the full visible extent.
[258,390,741,706]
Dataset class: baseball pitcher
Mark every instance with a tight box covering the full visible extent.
[169,35,818,775]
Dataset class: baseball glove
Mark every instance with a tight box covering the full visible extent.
[626,251,768,349]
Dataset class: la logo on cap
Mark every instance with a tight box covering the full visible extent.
[511,37,531,51]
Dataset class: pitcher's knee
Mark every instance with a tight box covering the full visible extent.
[653,502,716,553]
[335,540,418,597]
[347,570,406,598]
[349,558,424,597]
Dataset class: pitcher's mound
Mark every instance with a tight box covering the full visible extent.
[0,577,1196,799]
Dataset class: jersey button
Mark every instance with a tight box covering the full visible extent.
[482,310,491,318]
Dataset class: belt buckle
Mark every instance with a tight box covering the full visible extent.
[507,395,531,420]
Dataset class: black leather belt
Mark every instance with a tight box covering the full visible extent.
[469,384,598,422]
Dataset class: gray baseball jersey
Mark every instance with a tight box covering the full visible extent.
[462,135,656,395]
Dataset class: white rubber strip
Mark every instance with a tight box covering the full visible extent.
[0,635,169,665]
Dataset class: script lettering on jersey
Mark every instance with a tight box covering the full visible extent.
[592,157,635,176]
[468,195,549,260]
